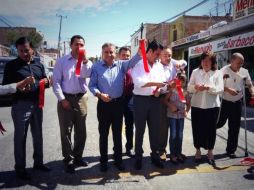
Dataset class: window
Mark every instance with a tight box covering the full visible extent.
[134,37,139,47]
[173,30,177,41]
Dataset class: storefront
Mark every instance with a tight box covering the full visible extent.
[187,30,254,79]
[188,30,254,106]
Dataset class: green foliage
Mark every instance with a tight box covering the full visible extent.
[6,29,43,48]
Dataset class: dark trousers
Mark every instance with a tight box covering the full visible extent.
[133,95,161,160]
[123,96,134,151]
[97,99,124,164]
[158,95,168,154]
[12,100,43,171]
[57,94,88,163]
[217,99,242,154]
[191,107,219,150]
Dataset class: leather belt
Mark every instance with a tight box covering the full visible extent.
[63,92,85,98]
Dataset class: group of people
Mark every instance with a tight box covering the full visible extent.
[1,35,254,180]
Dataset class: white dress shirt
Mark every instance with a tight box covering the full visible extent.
[161,58,187,81]
[0,83,16,95]
[188,68,224,109]
[131,60,166,96]
[221,65,254,102]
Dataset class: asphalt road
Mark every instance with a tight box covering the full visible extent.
[0,90,254,190]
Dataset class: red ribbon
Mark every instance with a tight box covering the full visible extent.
[75,48,86,76]
[240,157,254,165]
[139,39,149,73]
[39,79,45,108]
[0,121,6,135]
[249,97,254,106]
[153,87,160,95]
[175,79,186,103]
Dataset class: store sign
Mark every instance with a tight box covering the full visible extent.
[189,31,254,57]
[233,0,254,20]
[171,30,211,47]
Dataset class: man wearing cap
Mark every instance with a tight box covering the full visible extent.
[217,52,254,158]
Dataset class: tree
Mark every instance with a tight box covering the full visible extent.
[28,30,43,48]
[6,29,43,49]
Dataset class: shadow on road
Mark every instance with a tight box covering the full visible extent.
[0,154,241,189]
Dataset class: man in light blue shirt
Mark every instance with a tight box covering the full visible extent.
[53,35,92,174]
[88,42,141,172]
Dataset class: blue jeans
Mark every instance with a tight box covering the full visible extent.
[168,117,184,156]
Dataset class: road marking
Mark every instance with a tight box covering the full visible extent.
[80,165,249,182]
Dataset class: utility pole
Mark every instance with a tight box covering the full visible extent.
[56,14,67,57]
[216,0,219,16]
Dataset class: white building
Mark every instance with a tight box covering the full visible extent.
[130,23,158,56]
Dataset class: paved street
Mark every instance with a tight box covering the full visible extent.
[0,90,254,190]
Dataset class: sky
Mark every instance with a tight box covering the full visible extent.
[0,0,231,57]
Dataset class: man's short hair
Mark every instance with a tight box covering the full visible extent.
[70,35,85,45]
[146,40,163,53]
[102,43,116,50]
[15,37,33,48]
[163,46,172,51]
[118,46,131,55]
[231,52,244,64]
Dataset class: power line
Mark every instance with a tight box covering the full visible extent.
[0,16,12,27]
[159,0,210,24]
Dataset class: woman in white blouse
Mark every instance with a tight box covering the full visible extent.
[187,51,223,165]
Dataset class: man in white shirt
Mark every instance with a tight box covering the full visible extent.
[131,40,166,170]
[217,53,254,158]
[158,47,187,160]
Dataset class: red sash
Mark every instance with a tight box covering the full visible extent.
[39,79,45,108]
[0,121,6,135]
[75,48,86,76]
[175,79,186,103]
[139,39,149,73]
[153,79,186,103]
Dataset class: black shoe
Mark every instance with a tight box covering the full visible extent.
[64,163,75,174]
[100,163,108,172]
[207,159,216,166]
[135,159,142,170]
[151,158,164,169]
[114,162,125,171]
[126,149,135,158]
[33,164,51,172]
[74,159,89,167]
[226,153,237,159]
[16,169,31,180]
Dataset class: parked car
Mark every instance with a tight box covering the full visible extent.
[0,56,16,107]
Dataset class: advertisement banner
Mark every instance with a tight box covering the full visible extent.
[233,0,254,20]
[188,31,254,57]
[171,30,211,47]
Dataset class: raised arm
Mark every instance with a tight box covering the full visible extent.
[122,53,142,73]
